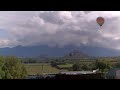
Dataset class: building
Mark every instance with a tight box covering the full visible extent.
[55,70,102,79]
[59,71,97,75]
[106,68,120,79]
[59,69,99,75]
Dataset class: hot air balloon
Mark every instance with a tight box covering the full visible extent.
[96,17,105,28]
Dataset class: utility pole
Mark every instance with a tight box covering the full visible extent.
[42,64,43,75]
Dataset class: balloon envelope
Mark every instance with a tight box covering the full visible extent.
[96,17,104,26]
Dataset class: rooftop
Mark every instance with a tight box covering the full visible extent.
[60,71,96,75]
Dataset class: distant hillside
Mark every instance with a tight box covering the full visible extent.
[64,49,89,59]
[0,45,120,57]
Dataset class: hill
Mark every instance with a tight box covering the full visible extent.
[0,45,120,57]
[64,49,89,59]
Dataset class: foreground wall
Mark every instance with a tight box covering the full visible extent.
[55,73,104,79]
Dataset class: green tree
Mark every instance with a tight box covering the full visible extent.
[0,56,5,79]
[51,61,57,67]
[2,56,27,79]
[95,59,112,73]
[81,63,90,70]
[72,62,94,71]
[72,63,81,71]
[89,62,96,70]
[114,59,120,68]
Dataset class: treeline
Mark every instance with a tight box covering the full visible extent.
[21,57,57,63]
[20,56,120,64]
[73,59,120,72]
[51,58,120,73]
[0,56,27,79]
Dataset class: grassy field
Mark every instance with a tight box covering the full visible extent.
[57,63,73,68]
[24,59,117,75]
[24,63,68,75]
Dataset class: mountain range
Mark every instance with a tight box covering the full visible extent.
[0,45,120,57]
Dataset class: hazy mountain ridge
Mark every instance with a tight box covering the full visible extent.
[0,45,120,57]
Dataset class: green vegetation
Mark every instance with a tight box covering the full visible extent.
[25,63,68,75]
[57,63,73,68]
[72,62,93,71]
[0,54,118,79]
[72,63,81,71]
[0,50,119,79]
[70,58,112,73]
[113,59,120,68]
[94,59,112,73]
[23,57,118,76]
[0,56,27,79]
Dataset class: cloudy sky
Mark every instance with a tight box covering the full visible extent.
[1,11,120,50]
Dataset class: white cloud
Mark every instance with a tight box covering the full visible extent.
[1,11,120,50]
